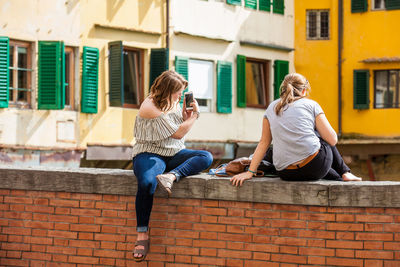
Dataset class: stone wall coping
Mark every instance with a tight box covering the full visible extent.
[1,166,400,207]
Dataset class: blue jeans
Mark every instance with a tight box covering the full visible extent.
[133,149,213,232]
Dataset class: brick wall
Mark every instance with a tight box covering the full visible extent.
[1,188,400,266]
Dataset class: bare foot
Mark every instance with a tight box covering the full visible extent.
[342,172,362,181]
[133,232,148,259]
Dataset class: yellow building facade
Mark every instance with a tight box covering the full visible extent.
[295,0,400,138]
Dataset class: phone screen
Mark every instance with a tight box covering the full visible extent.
[185,92,193,110]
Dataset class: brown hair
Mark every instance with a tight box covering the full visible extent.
[274,73,310,115]
[150,70,188,112]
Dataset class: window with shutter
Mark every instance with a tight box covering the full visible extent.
[273,60,289,100]
[353,69,369,109]
[245,0,257,9]
[64,46,76,110]
[0,37,9,108]
[386,0,400,10]
[237,55,246,108]
[81,46,99,113]
[273,0,284,14]
[351,0,368,12]
[227,0,242,6]
[217,61,232,113]
[175,56,189,106]
[38,41,64,110]
[108,41,123,107]
[149,48,169,88]
[259,0,271,11]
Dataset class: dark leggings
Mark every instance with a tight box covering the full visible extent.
[277,140,350,181]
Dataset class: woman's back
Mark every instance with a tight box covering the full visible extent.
[264,98,323,171]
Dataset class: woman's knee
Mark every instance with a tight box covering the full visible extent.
[137,174,158,194]
[198,150,213,169]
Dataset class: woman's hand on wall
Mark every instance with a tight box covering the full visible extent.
[230,171,253,187]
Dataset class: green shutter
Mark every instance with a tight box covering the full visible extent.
[237,55,246,108]
[38,41,64,110]
[150,48,169,88]
[351,0,367,12]
[353,69,369,109]
[259,0,271,11]
[227,0,242,5]
[0,37,9,108]
[108,41,123,107]
[273,0,284,14]
[245,0,257,9]
[386,0,400,10]
[217,61,232,113]
[273,60,289,100]
[81,46,99,113]
[175,56,189,106]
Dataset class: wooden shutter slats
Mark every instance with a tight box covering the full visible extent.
[217,61,232,113]
[273,60,289,100]
[0,36,9,108]
[81,46,99,113]
[236,55,246,108]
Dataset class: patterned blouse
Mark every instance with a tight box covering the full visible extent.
[131,108,185,158]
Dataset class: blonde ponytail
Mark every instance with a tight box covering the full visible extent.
[274,73,310,115]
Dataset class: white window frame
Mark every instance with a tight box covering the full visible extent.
[188,59,214,112]
[372,0,386,10]
[306,9,330,40]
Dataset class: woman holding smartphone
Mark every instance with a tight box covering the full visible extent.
[131,70,213,262]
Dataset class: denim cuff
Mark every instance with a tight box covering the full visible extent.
[169,171,181,182]
[137,226,148,233]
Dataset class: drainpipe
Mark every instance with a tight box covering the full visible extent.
[166,0,170,50]
[338,0,343,137]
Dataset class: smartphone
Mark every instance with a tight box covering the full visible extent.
[184,91,194,110]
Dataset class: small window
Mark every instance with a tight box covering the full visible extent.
[9,40,33,108]
[123,48,143,108]
[374,70,400,109]
[64,46,75,110]
[306,10,330,40]
[372,0,385,9]
[188,59,214,112]
[245,58,270,108]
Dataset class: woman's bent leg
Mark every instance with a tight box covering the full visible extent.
[166,149,213,181]
[133,153,166,232]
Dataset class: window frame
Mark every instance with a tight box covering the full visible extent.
[373,69,400,109]
[9,39,33,109]
[245,57,270,109]
[306,9,330,40]
[122,46,144,109]
[371,0,386,10]
[64,46,75,110]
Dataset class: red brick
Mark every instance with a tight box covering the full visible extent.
[253,251,271,261]
[5,211,33,220]
[270,220,307,228]
[226,259,243,267]
[326,258,363,266]
[26,205,55,214]
[167,246,199,255]
[280,229,299,237]
[70,208,101,217]
[307,239,325,248]
[356,215,393,223]
[300,213,335,221]
[386,208,400,215]
[94,233,125,242]
[327,222,364,231]
[271,236,307,246]
[356,250,393,259]
[79,200,95,208]
[79,232,94,240]
[365,241,383,250]
[176,238,193,246]
[32,229,47,237]
[219,200,252,209]
[245,260,279,267]
[2,227,31,236]
[193,223,226,232]
[79,217,94,224]
[244,226,279,236]
[69,240,100,248]
[384,241,400,250]
[365,223,384,232]
[271,254,307,264]
[50,199,79,208]
[336,231,355,240]
[33,198,49,205]
[201,215,218,223]
[2,242,30,251]
[244,243,279,253]
[218,233,251,242]
[68,256,99,264]
[54,222,70,231]
[227,242,244,250]
[99,258,116,265]
[46,246,76,254]
[7,250,22,258]
[0,189,10,195]
[280,212,299,220]
[30,244,46,252]
[218,216,252,225]
[24,221,54,229]
[356,232,393,241]
[299,230,335,239]
[33,214,49,221]
[227,225,245,233]
[326,240,363,249]
[8,220,24,227]
[47,230,77,239]
[23,236,52,245]
[167,230,199,239]
[4,196,32,204]
[245,210,280,218]
[336,249,354,258]
[96,217,126,226]
[280,245,298,254]
[228,208,245,217]
[365,260,383,267]
[70,224,100,232]
[95,201,126,210]
[307,256,326,265]
[192,256,225,266]
[0,203,10,210]
[336,214,355,222]
[93,249,124,258]
[193,240,226,248]
[200,248,217,257]
[175,222,193,230]
[54,238,68,246]
[22,252,51,261]
[385,224,400,233]
[48,215,78,223]
[0,259,29,266]
[299,247,334,257]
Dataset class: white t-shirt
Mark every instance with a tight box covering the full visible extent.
[264,98,324,171]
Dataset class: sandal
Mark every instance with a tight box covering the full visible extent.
[133,239,150,262]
